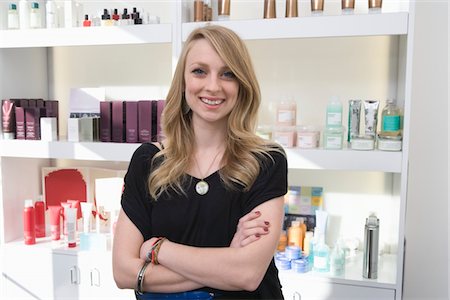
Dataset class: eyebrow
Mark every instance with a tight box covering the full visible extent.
[187,62,230,71]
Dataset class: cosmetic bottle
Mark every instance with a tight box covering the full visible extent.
[205,0,212,21]
[276,100,297,126]
[35,196,46,238]
[218,0,230,21]
[313,232,329,272]
[19,0,30,29]
[46,0,57,28]
[112,8,120,24]
[29,2,41,28]
[368,0,382,13]
[287,220,303,249]
[23,199,36,245]
[82,14,91,27]
[101,9,113,26]
[303,231,313,257]
[263,0,276,19]
[285,0,298,18]
[194,0,204,22]
[326,96,343,129]
[380,99,402,137]
[311,0,324,15]
[363,213,380,279]
[347,99,361,143]
[330,241,346,276]
[341,0,355,14]
[323,126,344,149]
[134,12,143,25]
[363,100,380,138]
[120,8,130,25]
[8,4,20,29]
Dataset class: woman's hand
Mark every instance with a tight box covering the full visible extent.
[230,210,270,248]
[140,237,160,261]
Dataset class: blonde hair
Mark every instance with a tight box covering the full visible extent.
[149,25,282,199]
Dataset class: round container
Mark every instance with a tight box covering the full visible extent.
[285,245,302,260]
[273,126,296,148]
[378,135,402,151]
[297,125,320,149]
[275,256,292,270]
[351,135,375,151]
[276,101,297,126]
[323,126,345,150]
[292,258,309,273]
[256,124,273,141]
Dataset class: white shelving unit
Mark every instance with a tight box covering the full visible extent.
[0,1,414,299]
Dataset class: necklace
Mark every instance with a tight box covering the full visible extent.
[194,150,222,195]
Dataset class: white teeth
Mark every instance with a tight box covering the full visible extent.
[201,98,224,105]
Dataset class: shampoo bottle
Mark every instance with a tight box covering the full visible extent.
[34,196,46,238]
[7,4,20,29]
[29,2,41,28]
[19,0,30,29]
[23,199,36,245]
[326,96,343,128]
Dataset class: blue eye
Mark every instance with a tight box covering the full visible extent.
[192,68,205,75]
[223,71,235,79]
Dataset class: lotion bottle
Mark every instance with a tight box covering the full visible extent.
[29,2,41,28]
[23,199,36,245]
[326,96,343,128]
[19,0,30,29]
[34,196,46,238]
[8,4,20,29]
[46,0,57,28]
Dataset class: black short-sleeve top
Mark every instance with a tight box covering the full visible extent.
[121,143,288,299]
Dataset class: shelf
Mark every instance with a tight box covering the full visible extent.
[278,252,397,289]
[0,139,139,162]
[0,24,172,48]
[285,148,403,173]
[0,140,402,172]
[182,12,408,41]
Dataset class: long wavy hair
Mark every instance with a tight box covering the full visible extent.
[148,25,283,199]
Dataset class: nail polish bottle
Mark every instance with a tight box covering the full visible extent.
[83,14,91,27]
[7,3,20,29]
[134,12,142,25]
[131,7,137,22]
[29,2,41,28]
[119,8,130,25]
[112,8,120,25]
[101,9,112,26]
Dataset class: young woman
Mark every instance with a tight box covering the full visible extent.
[113,25,287,299]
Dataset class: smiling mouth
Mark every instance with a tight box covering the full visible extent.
[200,98,224,105]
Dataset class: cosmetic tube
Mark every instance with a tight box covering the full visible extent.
[48,205,61,240]
[80,202,93,234]
[347,100,361,143]
[61,202,71,235]
[23,199,36,245]
[285,0,298,18]
[194,0,204,22]
[363,100,380,138]
[311,0,324,15]
[35,196,46,238]
[2,99,16,139]
[341,0,355,14]
[67,199,81,231]
[264,0,276,19]
[218,0,230,21]
[65,207,77,248]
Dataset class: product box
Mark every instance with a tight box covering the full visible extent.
[151,100,158,142]
[286,186,323,215]
[112,101,125,143]
[156,100,165,142]
[138,100,152,143]
[25,107,40,140]
[14,106,25,139]
[125,101,138,143]
[100,101,112,142]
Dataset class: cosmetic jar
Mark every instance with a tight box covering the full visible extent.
[292,258,309,273]
[341,0,355,14]
[264,0,277,19]
[275,255,292,270]
[273,126,296,148]
[276,100,297,126]
[256,124,273,141]
[311,0,324,15]
[285,0,298,18]
[323,126,345,150]
[285,245,302,260]
[297,125,320,149]
[351,135,375,151]
[368,0,382,13]
[378,135,402,151]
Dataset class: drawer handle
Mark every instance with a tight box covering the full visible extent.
[90,268,101,287]
[293,291,301,300]
[70,266,80,285]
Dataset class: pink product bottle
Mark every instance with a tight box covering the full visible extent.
[23,199,36,245]
[34,197,46,238]
[276,101,297,126]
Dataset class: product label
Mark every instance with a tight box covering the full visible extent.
[382,115,400,131]
[277,110,295,125]
[325,136,342,149]
[314,256,327,270]
[327,112,342,126]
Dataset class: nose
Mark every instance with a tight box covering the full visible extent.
[205,74,221,93]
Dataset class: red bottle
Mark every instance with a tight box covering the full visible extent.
[83,14,91,27]
[35,197,46,238]
[23,199,36,245]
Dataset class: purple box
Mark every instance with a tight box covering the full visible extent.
[111,101,125,143]
[2,99,17,139]
[15,107,26,140]
[100,101,112,142]
[25,107,40,140]
[151,101,158,142]
[156,100,165,142]
[125,101,138,143]
[138,100,152,143]
[19,99,29,108]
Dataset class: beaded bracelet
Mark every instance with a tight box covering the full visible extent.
[145,237,166,265]
[135,261,150,295]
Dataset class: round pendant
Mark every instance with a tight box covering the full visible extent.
[195,180,209,195]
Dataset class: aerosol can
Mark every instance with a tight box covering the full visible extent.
[363,213,379,279]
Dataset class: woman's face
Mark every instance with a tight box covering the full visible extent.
[184,38,239,126]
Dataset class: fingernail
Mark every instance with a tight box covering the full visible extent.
[264,221,270,225]
[264,227,269,232]
[255,233,261,238]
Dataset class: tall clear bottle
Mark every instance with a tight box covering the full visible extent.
[380,99,402,137]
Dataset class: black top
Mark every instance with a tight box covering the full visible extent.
[121,143,288,299]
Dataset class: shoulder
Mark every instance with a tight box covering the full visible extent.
[258,144,287,169]
[130,142,162,164]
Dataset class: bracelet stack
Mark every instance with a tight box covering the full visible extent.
[136,237,166,295]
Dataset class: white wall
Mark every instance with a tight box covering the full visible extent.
[403,1,449,299]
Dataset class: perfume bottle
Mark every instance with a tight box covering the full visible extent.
[29,2,41,28]
[7,4,20,29]
[380,99,402,137]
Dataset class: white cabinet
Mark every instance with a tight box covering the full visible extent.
[0,1,415,299]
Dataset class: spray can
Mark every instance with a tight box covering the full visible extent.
[363,213,379,279]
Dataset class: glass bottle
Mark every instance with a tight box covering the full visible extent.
[29,2,41,28]
[380,99,402,137]
[330,241,346,276]
[8,4,20,29]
